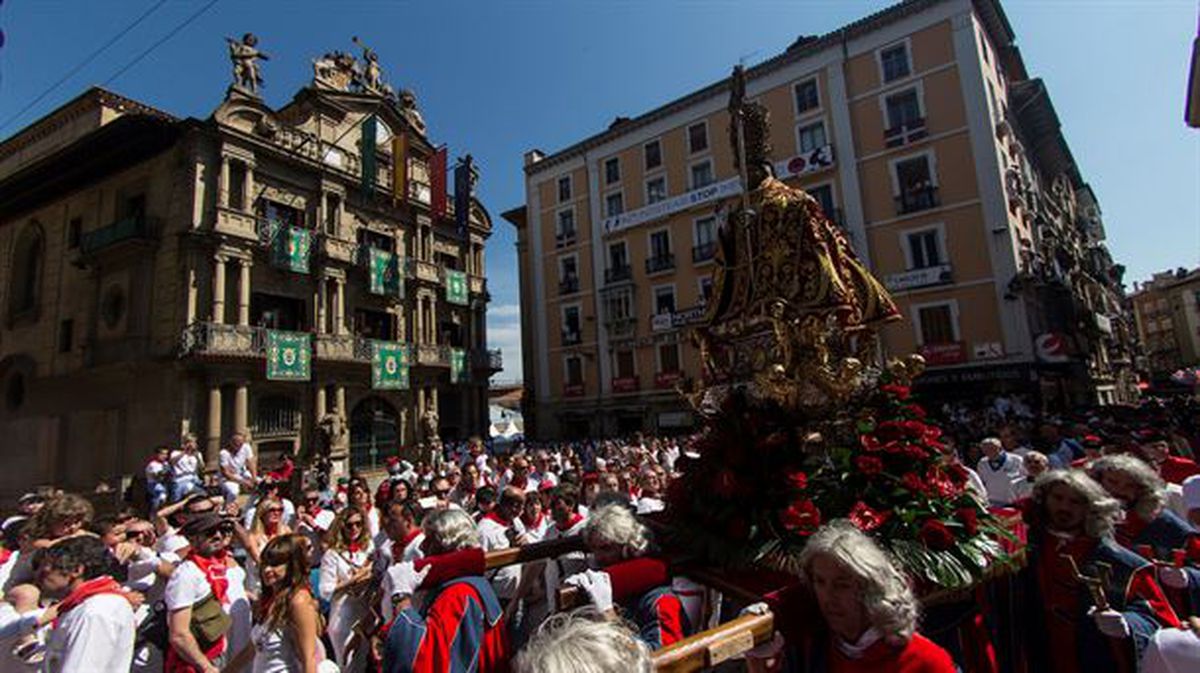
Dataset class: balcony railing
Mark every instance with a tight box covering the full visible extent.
[416,344,451,367]
[469,275,487,296]
[179,323,267,357]
[313,334,374,362]
[562,330,582,346]
[883,117,928,148]
[555,230,577,248]
[605,265,633,284]
[612,376,640,393]
[645,254,676,275]
[408,259,443,284]
[559,276,580,295]
[80,216,157,255]
[692,242,716,264]
[894,186,940,215]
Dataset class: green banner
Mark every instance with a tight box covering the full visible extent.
[445,269,468,306]
[450,348,468,384]
[371,341,409,390]
[270,224,310,274]
[368,248,403,297]
[361,114,378,198]
[266,330,311,381]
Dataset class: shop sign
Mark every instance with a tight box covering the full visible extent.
[651,305,707,332]
[774,144,835,179]
[919,341,967,366]
[1035,333,1070,363]
[884,264,952,291]
[603,177,741,234]
[655,371,683,389]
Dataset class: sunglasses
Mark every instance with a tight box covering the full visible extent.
[206,525,234,538]
[433,489,451,497]
[346,519,365,527]
[264,507,283,514]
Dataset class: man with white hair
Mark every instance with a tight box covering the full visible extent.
[1020,470,1181,672]
[563,504,691,649]
[1089,455,1200,616]
[513,607,651,673]
[975,436,1027,506]
[383,508,511,673]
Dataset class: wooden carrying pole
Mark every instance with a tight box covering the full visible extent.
[484,536,586,570]
[652,611,774,673]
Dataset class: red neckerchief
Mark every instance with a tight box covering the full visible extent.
[348,542,364,554]
[264,521,280,536]
[482,511,509,528]
[401,528,422,549]
[521,512,545,531]
[509,476,528,490]
[187,551,230,605]
[556,512,584,532]
[305,504,322,518]
[53,576,131,627]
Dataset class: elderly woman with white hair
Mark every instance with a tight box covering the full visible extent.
[1020,469,1182,673]
[382,508,512,673]
[1088,455,1200,615]
[562,504,692,650]
[794,519,954,672]
[513,607,651,673]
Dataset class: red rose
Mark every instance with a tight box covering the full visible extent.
[713,470,739,498]
[901,420,927,438]
[923,425,943,441]
[905,404,927,419]
[855,455,884,476]
[926,468,961,498]
[860,435,882,452]
[876,421,904,442]
[786,471,808,491]
[918,519,955,551]
[880,384,911,400]
[956,507,979,536]
[946,463,970,486]
[902,444,929,460]
[848,501,890,531]
[901,472,927,495]
[781,499,821,535]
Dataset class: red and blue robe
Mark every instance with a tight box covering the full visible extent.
[382,575,511,673]
[1021,531,1180,673]
[800,632,957,673]
[603,557,691,650]
[1119,508,1200,617]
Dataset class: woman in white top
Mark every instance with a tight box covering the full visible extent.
[240,498,291,600]
[318,506,373,673]
[170,435,205,503]
[226,534,327,673]
[346,478,381,539]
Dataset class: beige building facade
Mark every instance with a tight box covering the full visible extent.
[1130,268,1200,381]
[508,0,1135,440]
[0,59,499,496]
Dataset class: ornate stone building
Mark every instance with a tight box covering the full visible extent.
[0,40,499,495]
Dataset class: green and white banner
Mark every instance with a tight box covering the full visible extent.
[445,269,468,306]
[266,330,311,381]
[271,224,311,274]
[450,348,468,384]
[371,341,409,390]
[368,248,403,298]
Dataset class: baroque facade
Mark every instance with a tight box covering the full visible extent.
[0,43,499,495]
[506,0,1135,440]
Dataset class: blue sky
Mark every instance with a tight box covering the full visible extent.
[2,0,1197,384]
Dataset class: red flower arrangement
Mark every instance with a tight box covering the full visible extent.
[849,501,890,531]
[855,455,884,475]
[918,519,956,551]
[781,499,821,535]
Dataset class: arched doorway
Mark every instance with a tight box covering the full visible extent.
[350,397,397,472]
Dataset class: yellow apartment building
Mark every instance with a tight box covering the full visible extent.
[1130,268,1200,382]
[507,0,1136,439]
[0,46,499,496]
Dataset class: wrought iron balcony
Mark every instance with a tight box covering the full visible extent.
[605,265,633,284]
[894,186,940,215]
[415,344,451,367]
[883,117,928,148]
[559,276,580,295]
[80,216,157,255]
[179,323,267,358]
[645,253,676,275]
[692,242,716,264]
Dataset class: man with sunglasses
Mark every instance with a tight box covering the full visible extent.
[164,512,251,673]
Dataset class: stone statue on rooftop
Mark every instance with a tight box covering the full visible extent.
[226,33,269,95]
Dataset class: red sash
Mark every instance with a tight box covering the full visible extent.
[53,576,131,627]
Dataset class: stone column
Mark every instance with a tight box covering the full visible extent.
[185,263,198,325]
[334,278,346,336]
[211,255,227,324]
[220,157,231,208]
[335,386,346,417]
[237,258,252,327]
[234,383,249,434]
[315,385,327,420]
[243,165,254,210]
[206,384,222,466]
[317,278,329,334]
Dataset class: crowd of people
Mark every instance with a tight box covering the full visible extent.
[0,394,1197,672]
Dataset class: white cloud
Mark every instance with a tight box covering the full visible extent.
[486,315,523,385]
[489,304,522,318]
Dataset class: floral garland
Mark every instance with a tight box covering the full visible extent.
[666,376,1013,591]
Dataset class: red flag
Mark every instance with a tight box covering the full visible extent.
[431,147,448,219]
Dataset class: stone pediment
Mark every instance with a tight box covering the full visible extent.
[211,88,280,138]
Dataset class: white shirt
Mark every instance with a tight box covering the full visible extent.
[976,452,1027,506]
[636,496,665,515]
[43,593,135,673]
[171,451,201,480]
[477,516,520,600]
[220,444,255,483]
[164,558,251,664]
[145,459,168,484]
[318,548,372,603]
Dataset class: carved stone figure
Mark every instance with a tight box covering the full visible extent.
[312,50,356,91]
[420,406,439,443]
[317,411,349,456]
[398,89,427,135]
[226,33,269,94]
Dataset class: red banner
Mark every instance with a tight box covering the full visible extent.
[918,342,967,366]
[563,383,585,398]
[431,147,448,219]
[655,371,682,389]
